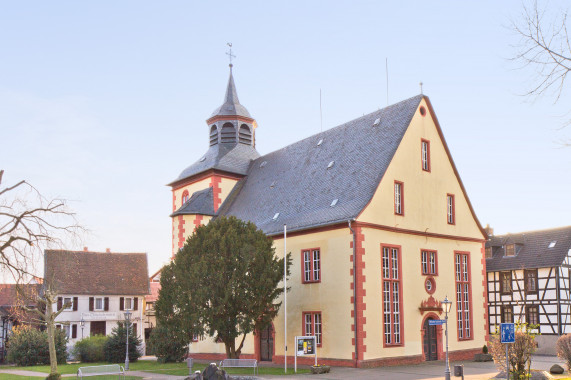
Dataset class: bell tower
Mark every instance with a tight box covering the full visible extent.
[206,64,256,148]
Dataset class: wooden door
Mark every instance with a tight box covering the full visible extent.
[259,324,273,361]
[423,318,438,361]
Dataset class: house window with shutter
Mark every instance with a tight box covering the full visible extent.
[120,297,138,311]
[95,297,104,311]
[64,297,73,310]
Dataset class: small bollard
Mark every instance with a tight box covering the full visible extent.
[187,358,194,375]
[195,370,202,380]
[454,364,464,379]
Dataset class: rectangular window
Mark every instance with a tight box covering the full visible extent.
[455,252,472,340]
[526,305,539,326]
[124,297,133,310]
[485,247,492,259]
[62,324,71,338]
[524,269,538,295]
[301,249,321,283]
[505,244,515,257]
[421,139,430,171]
[394,181,404,215]
[381,245,402,346]
[501,306,513,323]
[447,194,455,225]
[64,297,73,310]
[302,312,322,346]
[95,297,104,311]
[421,250,437,275]
[192,333,199,342]
[500,272,512,295]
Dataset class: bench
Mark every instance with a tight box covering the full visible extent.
[77,364,125,379]
[219,358,258,375]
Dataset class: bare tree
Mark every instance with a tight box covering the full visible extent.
[0,169,82,282]
[512,1,570,106]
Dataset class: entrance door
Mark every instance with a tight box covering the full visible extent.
[259,324,273,361]
[423,318,438,361]
[90,321,106,336]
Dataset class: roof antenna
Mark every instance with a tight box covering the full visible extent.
[226,42,236,70]
[385,57,389,106]
[320,88,323,133]
[420,81,423,95]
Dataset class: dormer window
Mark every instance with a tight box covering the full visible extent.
[182,191,189,204]
[505,244,515,257]
[485,247,492,258]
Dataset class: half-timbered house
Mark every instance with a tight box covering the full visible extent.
[486,226,571,354]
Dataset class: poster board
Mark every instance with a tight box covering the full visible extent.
[294,336,317,372]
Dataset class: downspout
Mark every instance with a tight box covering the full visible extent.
[348,219,358,367]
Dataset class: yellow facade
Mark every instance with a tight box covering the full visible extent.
[170,97,487,367]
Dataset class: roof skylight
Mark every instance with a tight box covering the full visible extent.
[270,181,276,188]
[260,161,267,168]
[327,161,335,169]
[548,241,557,248]
[373,118,380,126]
[200,156,206,162]
[273,212,280,220]
[330,199,338,207]
[317,139,323,146]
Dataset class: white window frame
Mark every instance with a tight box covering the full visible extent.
[124,297,133,311]
[94,297,104,311]
[64,297,73,311]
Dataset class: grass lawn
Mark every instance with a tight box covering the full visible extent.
[0,359,310,376]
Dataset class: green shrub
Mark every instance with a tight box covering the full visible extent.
[103,321,142,363]
[6,325,67,366]
[72,335,108,363]
[148,324,189,363]
[556,334,571,371]
[46,373,61,380]
[482,344,488,354]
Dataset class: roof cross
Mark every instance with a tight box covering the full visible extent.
[226,42,236,67]
[419,81,423,95]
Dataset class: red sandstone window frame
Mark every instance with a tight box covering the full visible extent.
[420,250,438,276]
[454,251,473,341]
[301,248,321,284]
[181,190,189,205]
[447,194,455,225]
[381,244,404,347]
[421,139,431,172]
[394,181,404,216]
[302,311,322,347]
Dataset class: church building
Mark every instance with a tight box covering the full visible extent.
[169,65,489,367]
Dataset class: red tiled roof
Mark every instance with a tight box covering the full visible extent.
[44,250,150,295]
[146,282,161,303]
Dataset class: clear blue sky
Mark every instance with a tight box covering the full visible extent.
[1,1,569,275]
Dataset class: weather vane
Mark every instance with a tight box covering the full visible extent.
[226,42,236,67]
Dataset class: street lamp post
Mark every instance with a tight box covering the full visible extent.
[124,311,132,371]
[442,296,453,380]
[80,317,85,339]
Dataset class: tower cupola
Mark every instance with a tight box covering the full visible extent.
[207,65,256,148]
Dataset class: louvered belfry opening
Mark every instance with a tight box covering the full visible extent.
[220,122,236,144]
[239,124,252,145]
[209,125,218,146]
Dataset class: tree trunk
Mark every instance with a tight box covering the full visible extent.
[46,305,58,375]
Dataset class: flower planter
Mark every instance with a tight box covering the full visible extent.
[311,365,331,374]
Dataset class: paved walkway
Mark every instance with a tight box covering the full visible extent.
[0,355,565,380]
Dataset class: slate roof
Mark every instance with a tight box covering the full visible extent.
[172,187,215,216]
[170,142,260,186]
[44,250,150,296]
[210,67,252,119]
[485,226,571,271]
[216,95,424,235]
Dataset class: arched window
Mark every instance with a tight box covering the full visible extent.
[209,125,218,146]
[181,190,189,205]
[239,124,252,145]
[220,123,236,144]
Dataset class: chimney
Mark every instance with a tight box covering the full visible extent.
[484,224,494,237]
[106,248,111,253]
[83,247,88,252]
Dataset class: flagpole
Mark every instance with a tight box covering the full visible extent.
[284,224,287,373]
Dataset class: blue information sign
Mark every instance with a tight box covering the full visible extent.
[428,319,446,326]
[500,323,515,343]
